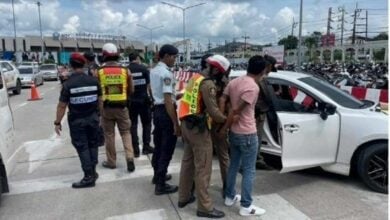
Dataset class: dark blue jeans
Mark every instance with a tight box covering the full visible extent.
[225,132,258,208]
[151,105,177,185]
[68,113,100,173]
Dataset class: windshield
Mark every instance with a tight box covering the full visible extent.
[299,77,365,109]
[18,68,33,74]
[40,65,56,70]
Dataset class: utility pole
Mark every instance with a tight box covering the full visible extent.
[365,10,368,40]
[12,0,17,51]
[291,17,298,36]
[242,33,250,58]
[326,7,333,47]
[352,3,359,45]
[207,39,211,52]
[297,0,303,67]
[339,6,345,46]
[37,1,44,63]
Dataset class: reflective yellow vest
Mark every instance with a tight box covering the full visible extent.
[178,73,205,120]
[98,66,128,104]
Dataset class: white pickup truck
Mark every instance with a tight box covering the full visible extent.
[0,68,15,202]
[0,60,22,95]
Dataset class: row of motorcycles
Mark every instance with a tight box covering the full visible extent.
[286,63,388,90]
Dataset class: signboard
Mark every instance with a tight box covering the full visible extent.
[321,34,335,47]
[56,32,126,41]
[262,45,284,64]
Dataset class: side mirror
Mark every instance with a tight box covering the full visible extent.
[319,102,337,120]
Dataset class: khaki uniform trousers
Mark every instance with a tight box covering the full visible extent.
[102,107,134,166]
[178,121,214,212]
[210,123,229,187]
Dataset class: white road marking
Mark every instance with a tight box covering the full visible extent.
[23,133,65,174]
[13,102,28,111]
[105,209,167,220]
[7,162,189,195]
[252,194,310,220]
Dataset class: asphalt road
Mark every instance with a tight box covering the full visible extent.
[0,81,387,220]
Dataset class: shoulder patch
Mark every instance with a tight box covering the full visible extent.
[209,87,216,96]
[164,77,172,85]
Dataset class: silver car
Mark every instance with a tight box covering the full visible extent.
[40,64,59,81]
[18,67,44,87]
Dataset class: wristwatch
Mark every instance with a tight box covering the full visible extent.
[54,121,61,126]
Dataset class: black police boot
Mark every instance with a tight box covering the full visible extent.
[256,161,273,170]
[142,145,154,155]
[127,160,135,172]
[72,171,95,189]
[155,183,178,195]
[93,166,99,181]
[178,195,196,208]
[196,208,225,218]
[152,174,172,184]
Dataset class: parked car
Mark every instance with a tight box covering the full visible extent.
[39,64,59,81]
[0,60,22,95]
[18,61,39,68]
[18,67,44,87]
[231,70,388,193]
[0,69,14,200]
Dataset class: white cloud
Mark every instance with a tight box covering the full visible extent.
[61,15,80,33]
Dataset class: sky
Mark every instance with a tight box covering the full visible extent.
[0,0,388,50]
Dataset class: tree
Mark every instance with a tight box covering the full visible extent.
[304,36,316,61]
[278,35,298,50]
[372,32,388,41]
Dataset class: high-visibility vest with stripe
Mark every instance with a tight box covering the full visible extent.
[98,66,128,104]
[178,73,205,120]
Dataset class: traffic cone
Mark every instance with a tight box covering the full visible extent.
[28,83,43,101]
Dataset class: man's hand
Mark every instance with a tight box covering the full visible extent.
[216,128,228,140]
[174,124,181,137]
[55,124,62,136]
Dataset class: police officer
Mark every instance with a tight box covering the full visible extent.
[128,52,154,157]
[177,55,233,218]
[255,55,277,170]
[98,43,136,172]
[150,44,180,195]
[84,52,99,77]
[54,53,102,188]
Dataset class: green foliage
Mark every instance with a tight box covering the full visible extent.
[278,35,298,50]
[372,32,388,41]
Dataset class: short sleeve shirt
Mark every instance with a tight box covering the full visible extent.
[60,73,102,118]
[128,62,150,102]
[223,75,259,134]
[150,62,176,105]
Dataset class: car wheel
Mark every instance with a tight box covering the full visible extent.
[357,143,388,194]
[12,80,22,95]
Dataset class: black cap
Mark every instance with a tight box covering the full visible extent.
[159,44,178,58]
[264,55,277,72]
[83,52,95,62]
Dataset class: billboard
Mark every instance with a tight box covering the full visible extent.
[321,34,336,47]
[262,45,284,64]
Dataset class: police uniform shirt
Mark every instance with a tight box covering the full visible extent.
[150,61,176,105]
[129,62,150,102]
[59,73,102,118]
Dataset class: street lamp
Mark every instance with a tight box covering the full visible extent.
[297,0,303,68]
[136,24,164,45]
[12,0,17,51]
[161,1,206,63]
[37,1,45,63]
